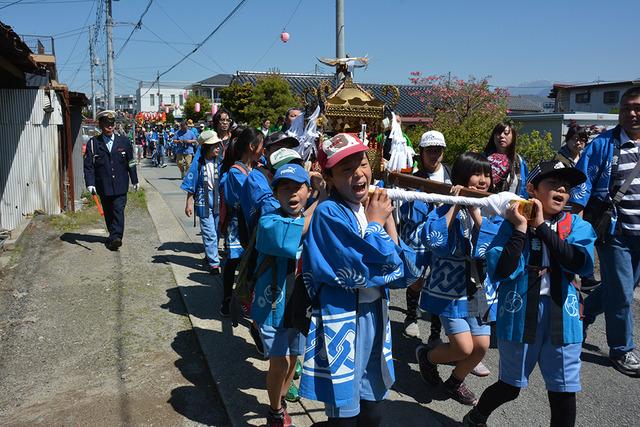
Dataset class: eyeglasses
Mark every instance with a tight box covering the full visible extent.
[219,119,232,123]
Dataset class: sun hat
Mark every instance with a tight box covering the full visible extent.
[419,130,446,148]
[197,130,222,145]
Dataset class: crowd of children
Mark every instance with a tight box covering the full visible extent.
[173,108,597,427]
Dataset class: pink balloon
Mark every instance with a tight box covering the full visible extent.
[165,107,169,114]
[195,102,201,113]
[280,32,289,43]
[212,104,218,115]
[183,90,189,99]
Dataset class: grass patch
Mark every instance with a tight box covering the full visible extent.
[49,205,102,232]
[127,188,147,210]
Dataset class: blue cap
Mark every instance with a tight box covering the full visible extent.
[272,163,310,187]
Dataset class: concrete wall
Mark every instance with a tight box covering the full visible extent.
[564,83,635,113]
[511,113,619,150]
[136,84,188,112]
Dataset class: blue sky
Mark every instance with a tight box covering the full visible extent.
[2,0,639,96]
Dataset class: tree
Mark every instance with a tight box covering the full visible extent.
[518,130,556,166]
[409,72,509,165]
[219,82,254,123]
[183,95,211,122]
[243,74,300,127]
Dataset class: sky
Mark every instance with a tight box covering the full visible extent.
[2,0,639,97]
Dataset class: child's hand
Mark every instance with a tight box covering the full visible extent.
[530,199,544,228]
[366,188,393,226]
[505,202,528,233]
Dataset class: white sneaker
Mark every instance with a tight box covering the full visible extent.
[470,361,491,377]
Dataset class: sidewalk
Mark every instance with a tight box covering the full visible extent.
[142,161,451,427]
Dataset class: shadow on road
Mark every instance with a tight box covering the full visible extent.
[153,253,203,271]
[580,351,611,368]
[158,241,203,254]
[60,232,106,250]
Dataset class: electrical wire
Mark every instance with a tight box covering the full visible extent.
[0,0,27,9]
[251,0,303,70]
[140,0,247,97]
[59,0,96,80]
[115,0,154,59]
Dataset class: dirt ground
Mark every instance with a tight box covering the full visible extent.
[0,192,230,426]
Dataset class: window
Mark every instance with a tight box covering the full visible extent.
[575,92,590,103]
[171,94,175,104]
[603,90,619,104]
[150,94,155,106]
[179,94,184,105]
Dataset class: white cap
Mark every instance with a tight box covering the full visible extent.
[419,130,446,148]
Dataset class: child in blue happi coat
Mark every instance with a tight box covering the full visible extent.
[253,163,323,427]
[181,130,223,274]
[300,133,419,426]
[463,161,595,427]
[415,152,503,406]
[219,127,264,317]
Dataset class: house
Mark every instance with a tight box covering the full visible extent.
[190,74,233,105]
[0,21,88,231]
[136,81,191,113]
[549,79,640,113]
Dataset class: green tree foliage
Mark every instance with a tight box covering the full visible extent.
[518,130,556,167]
[183,95,211,122]
[405,125,427,151]
[409,72,509,165]
[219,82,254,123]
[244,74,300,127]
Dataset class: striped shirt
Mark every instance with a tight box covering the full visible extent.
[613,129,640,234]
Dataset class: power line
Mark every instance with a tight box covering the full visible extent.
[140,0,247,97]
[141,24,216,74]
[115,0,154,59]
[59,0,96,80]
[0,0,26,11]
[0,0,93,4]
[251,0,303,70]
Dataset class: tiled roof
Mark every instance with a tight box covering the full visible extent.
[507,95,544,113]
[231,71,428,116]
[194,73,234,86]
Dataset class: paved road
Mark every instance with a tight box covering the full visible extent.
[145,159,640,426]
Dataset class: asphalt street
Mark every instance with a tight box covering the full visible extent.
[145,158,640,427]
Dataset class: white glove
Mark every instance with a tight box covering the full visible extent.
[133,183,140,192]
[87,186,96,195]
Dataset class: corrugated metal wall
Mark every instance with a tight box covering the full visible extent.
[0,89,64,231]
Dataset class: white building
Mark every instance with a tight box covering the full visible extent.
[136,81,192,113]
[550,80,640,114]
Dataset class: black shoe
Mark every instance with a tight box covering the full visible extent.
[219,298,231,317]
[111,238,122,249]
[415,344,442,385]
[610,352,640,377]
[444,379,478,406]
[463,408,488,427]
[249,323,265,357]
[209,265,221,275]
[580,276,601,293]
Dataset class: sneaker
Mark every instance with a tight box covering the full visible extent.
[403,320,420,338]
[610,351,640,377]
[463,408,488,427]
[580,276,601,293]
[444,379,478,406]
[249,323,265,357]
[415,344,442,385]
[209,265,221,275]
[470,361,490,377]
[284,382,300,402]
[219,298,231,317]
[266,407,291,427]
[293,359,302,380]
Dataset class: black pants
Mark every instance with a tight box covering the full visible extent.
[100,193,127,242]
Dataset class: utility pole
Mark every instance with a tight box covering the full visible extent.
[89,25,97,120]
[336,0,345,59]
[156,70,161,112]
[105,0,115,110]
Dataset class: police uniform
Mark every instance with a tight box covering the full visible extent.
[84,111,138,249]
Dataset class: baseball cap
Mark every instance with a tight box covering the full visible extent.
[272,163,310,187]
[198,130,222,145]
[318,133,369,170]
[270,147,302,169]
[419,130,446,148]
[187,119,194,126]
[264,131,299,148]
[97,110,116,123]
[526,160,586,188]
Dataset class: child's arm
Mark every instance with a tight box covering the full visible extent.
[486,203,528,282]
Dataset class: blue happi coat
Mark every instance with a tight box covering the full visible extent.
[569,126,621,234]
[421,205,503,319]
[300,196,420,408]
[220,162,250,259]
[180,154,220,218]
[251,213,304,327]
[486,214,595,345]
[240,168,280,234]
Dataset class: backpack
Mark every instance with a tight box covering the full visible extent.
[218,162,250,234]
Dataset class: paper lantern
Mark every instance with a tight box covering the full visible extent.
[195,102,201,113]
[212,104,218,115]
[183,90,189,100]
[165,106,169,114]
[280,32,289,43]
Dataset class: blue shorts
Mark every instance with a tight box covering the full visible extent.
[259,325,304,358]
[440,315,491,336]
[498,296,581,392]
[325,299,389,418]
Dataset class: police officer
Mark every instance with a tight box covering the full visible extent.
[84,110,139,251]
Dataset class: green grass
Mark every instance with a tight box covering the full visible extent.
[127,188,147,210]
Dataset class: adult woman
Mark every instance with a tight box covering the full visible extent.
[219,127,264,316]
[555,126,587,167]
[483,122,529,198]
[212,108,234,152]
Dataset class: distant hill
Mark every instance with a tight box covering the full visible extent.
[504,80,553,97]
